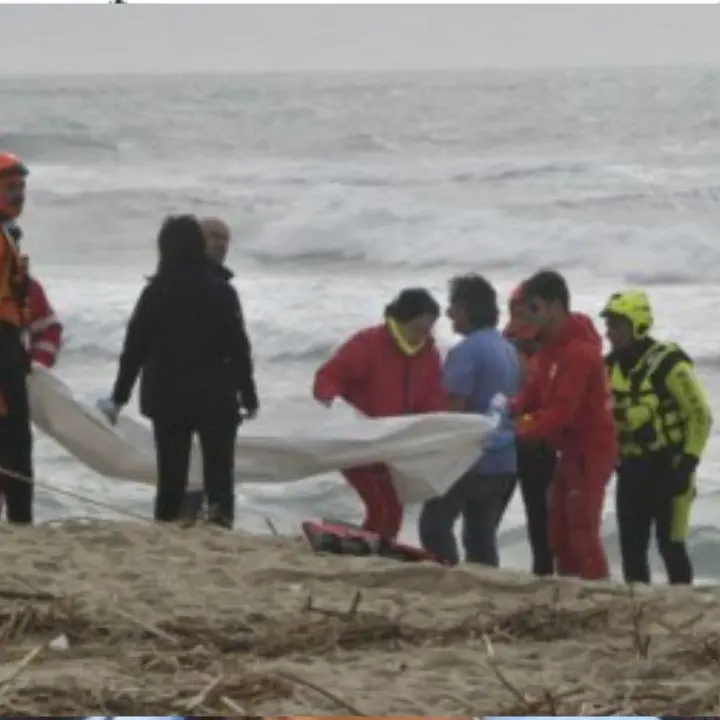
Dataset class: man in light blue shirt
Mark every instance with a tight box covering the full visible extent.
[419,274,520,567]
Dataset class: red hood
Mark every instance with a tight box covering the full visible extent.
[549,312,603,351]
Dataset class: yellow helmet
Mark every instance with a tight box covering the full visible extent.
[600,289,654,337]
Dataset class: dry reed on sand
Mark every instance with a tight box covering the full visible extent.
[1,521,720,715]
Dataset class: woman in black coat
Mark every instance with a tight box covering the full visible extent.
[99,214,258,528]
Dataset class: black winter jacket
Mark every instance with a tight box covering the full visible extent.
[111,263,258,424]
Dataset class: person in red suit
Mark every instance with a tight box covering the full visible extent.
[510,270,617,581]
[313,287,447,539]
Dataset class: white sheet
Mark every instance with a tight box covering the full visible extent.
[27,365,499,504]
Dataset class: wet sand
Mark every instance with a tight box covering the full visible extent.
[1,520,720,715]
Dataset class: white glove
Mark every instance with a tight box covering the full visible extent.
[96,397,121,425]
[488,392,509,426]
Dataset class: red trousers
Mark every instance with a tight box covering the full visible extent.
[343,464,403,539]
[547,450,614,581]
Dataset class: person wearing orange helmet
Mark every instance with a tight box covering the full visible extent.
[0,151,35,523]
[503,283,556,576]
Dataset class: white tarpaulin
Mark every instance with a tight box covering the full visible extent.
[27,365,499,504]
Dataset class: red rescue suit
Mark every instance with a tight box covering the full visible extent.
[313,322,447,538]
[512,313,617,580]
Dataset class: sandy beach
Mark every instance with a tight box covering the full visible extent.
[1,520,720,716]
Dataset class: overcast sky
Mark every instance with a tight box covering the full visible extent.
[2,5,720,76]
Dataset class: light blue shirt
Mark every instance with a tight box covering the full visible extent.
[443,327,521,474]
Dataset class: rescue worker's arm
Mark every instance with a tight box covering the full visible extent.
[443,343,474,411]
[313,331,369,403]
[516,344,596,442]
[222,285,258,415]
[111,286,156,407]
[417,345,449,412]
[664,360,713,460]
[27,278,63,368]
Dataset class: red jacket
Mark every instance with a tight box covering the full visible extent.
[26,276,63,368]
[513,313,617,456]
[313,324,448,417]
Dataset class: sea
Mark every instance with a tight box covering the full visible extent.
[3,66,720,583]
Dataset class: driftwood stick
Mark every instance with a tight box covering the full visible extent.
[111,607,180,646]
[276,669,367,715]
[264,517,279,536]
[0,588,56,602]
[220,694,249,712]
[184,674,223,710]
[0,644,44,701]
[304,591,364,620]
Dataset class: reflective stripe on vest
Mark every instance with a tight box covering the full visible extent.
[607,341,689,458]
[0,223,26,328]
[27,313,59,334]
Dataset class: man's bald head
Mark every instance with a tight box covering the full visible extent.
[200,216,231,265]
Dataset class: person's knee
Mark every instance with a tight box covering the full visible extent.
[385,497,402,533]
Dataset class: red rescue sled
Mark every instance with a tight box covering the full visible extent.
[301,520,448,565]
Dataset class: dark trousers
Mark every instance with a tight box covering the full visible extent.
[518,442,556,576]
[0,328,32,524]
[616,455,693,585]
[419,468,516,567]
[152,416,238,528]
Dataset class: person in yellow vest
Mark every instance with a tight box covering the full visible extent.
[601,289,713,585]
[0,151,34,523]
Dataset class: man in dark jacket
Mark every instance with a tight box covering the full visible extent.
[181,216,257,523]
[199,218,251,409]
[201,216,231,270]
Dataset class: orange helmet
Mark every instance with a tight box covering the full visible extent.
[503,283,539,340]
[0,152,28,220]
